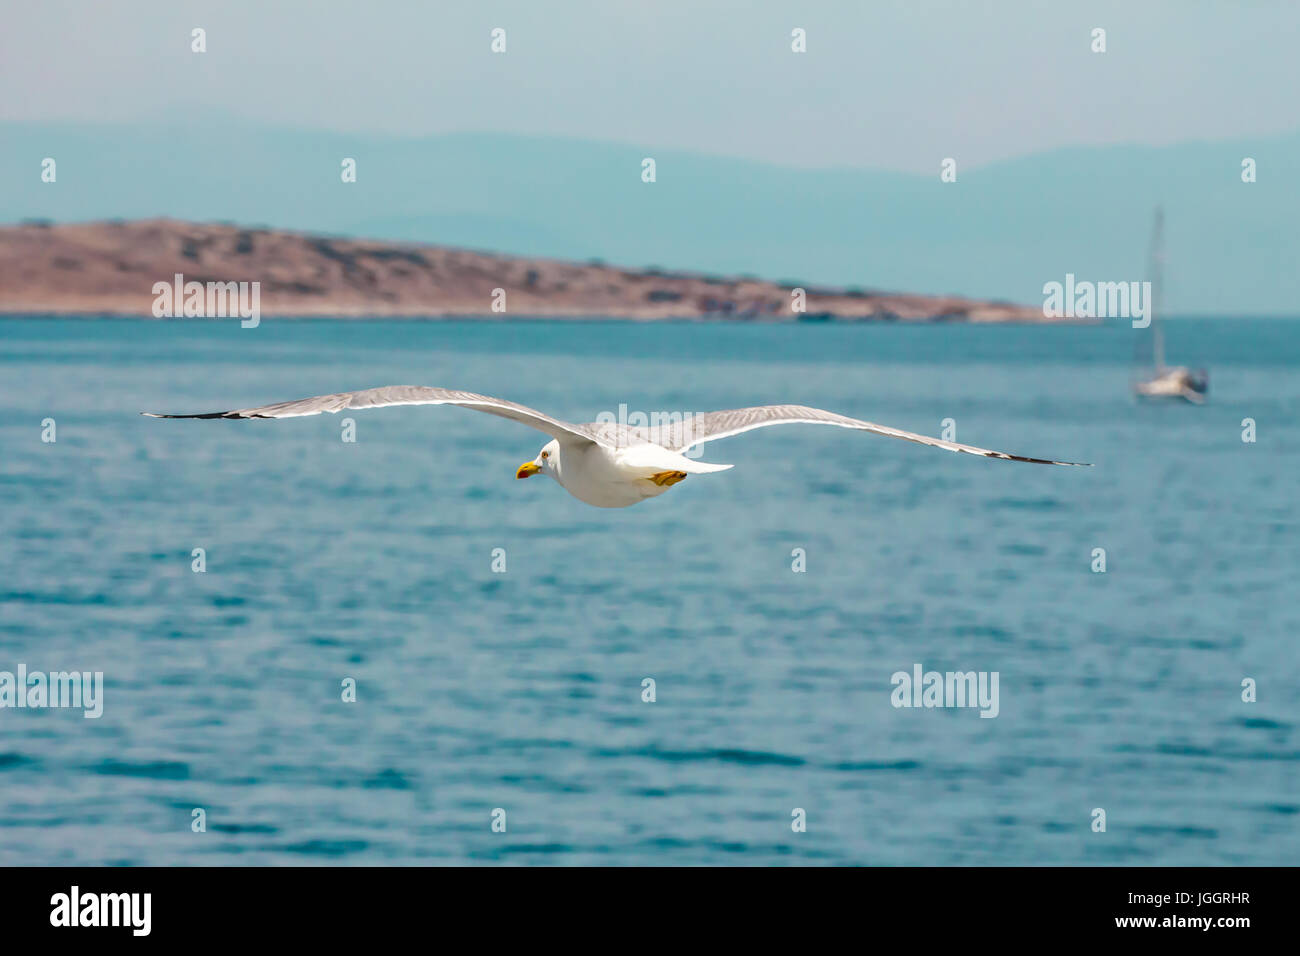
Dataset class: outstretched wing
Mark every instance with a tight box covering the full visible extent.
[655,404,1090,466]
[143,385,605,446]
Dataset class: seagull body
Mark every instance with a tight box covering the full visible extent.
[144,385,1089,508]
[519,437,731,508]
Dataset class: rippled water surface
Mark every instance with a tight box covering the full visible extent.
[1,317,1297,865]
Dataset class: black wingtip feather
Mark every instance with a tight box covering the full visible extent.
[141,411,237,419]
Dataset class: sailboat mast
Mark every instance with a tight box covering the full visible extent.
[1147,206,1165,371]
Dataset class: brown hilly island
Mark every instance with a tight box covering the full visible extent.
[0,219,1055,322]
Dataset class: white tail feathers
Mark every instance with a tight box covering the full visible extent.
[678,459,734,474]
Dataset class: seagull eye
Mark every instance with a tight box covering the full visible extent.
[541,451,549,460]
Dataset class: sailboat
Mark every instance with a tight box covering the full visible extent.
[1133,206,1209,403]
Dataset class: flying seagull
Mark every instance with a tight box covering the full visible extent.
[144,386,1090,508]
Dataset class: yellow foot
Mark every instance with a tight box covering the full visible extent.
[649,470,688,487]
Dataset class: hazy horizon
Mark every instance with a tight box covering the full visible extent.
[5,115,1296,315]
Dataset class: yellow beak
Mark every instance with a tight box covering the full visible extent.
[516,461,542,479]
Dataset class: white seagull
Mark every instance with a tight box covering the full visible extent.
[144,386,1090,508]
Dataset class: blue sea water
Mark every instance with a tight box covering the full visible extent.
[0,317,1297,866]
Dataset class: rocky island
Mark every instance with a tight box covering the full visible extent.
[0,219,1053,322]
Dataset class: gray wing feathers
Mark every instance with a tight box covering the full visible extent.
[144,392,1088,465]
[142,386,597,445]
[658,404,1090,466]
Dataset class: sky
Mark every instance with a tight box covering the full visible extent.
[2,0,1297,172]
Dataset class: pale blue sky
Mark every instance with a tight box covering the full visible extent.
[3,0,1297,171]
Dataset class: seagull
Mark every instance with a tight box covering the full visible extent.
[143,386,1090,508]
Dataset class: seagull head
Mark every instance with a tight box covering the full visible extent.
[516,439,560,480]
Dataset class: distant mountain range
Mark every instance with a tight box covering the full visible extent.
[1,115,1296,315]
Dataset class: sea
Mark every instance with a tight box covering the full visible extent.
[1,316,1296,865]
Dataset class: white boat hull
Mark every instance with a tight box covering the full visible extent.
[1134,366,1209,404]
